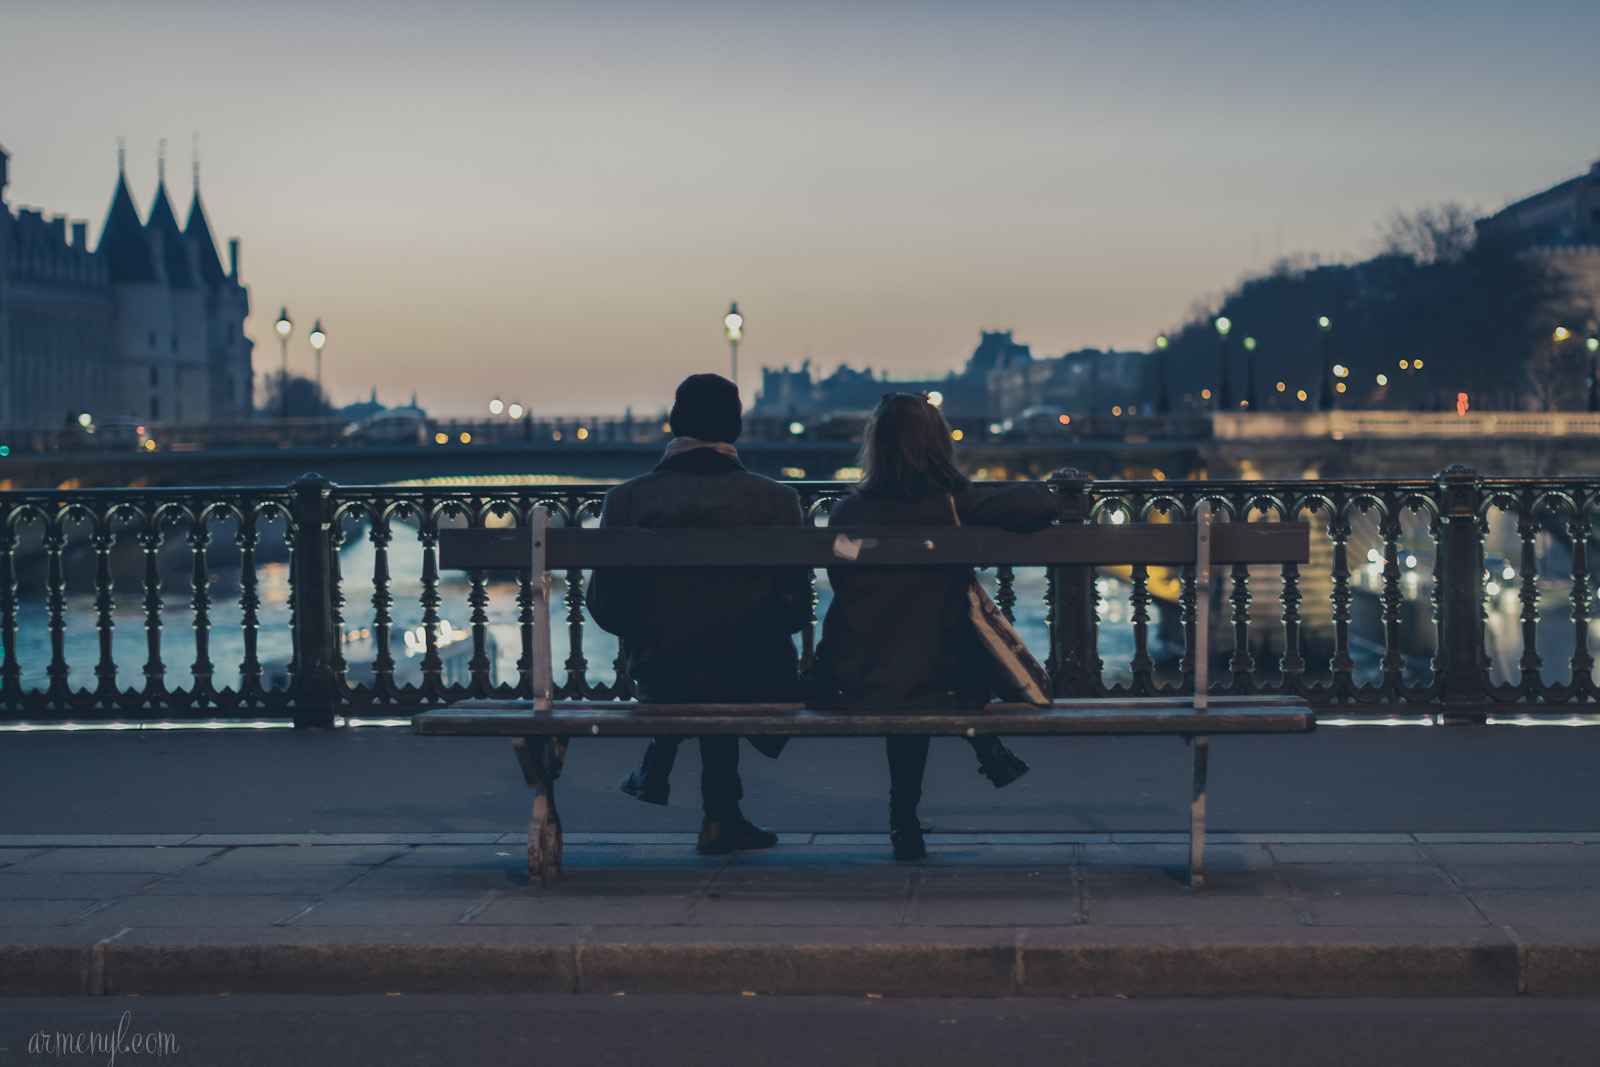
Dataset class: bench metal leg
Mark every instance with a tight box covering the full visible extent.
[512,736,567,888]
[1189,735,1208,889]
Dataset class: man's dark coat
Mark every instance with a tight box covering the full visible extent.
[585,448,810,703]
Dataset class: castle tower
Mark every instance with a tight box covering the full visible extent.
[99,148,177,422]
[146,149,208,422]
[185,157,253,419]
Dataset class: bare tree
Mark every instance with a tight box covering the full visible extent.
[1382,203,1477,266]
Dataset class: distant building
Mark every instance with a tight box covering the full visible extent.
[754,330,1032,417]
[337,388,425,422]
[1477,156,1600,324]
[986,347,1154,420]
[0,142,252,432]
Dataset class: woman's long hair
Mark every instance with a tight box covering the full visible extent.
[855,393,971,499]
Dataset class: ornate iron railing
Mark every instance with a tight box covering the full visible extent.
[3,467,1594,725]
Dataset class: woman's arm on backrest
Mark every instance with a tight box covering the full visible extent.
[954,481,1058,532]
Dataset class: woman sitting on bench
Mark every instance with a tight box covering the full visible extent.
[812,392,1058,860]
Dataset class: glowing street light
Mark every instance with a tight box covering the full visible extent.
[508,403,524,419]
[274,307,293,419]
[489,398,504,415]
[724,301,743,388]
[1317,314,1335,411]
[1154,334,1171,414]
[1241,336,1258,409]
[1588,337,1600,413]
[1551,327,1574,413]
[1213,316,1233,410]
[309,319,326,409]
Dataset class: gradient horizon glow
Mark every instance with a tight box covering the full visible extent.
[3,0,1597,416]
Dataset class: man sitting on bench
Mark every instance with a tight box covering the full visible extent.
[587,373,811,854]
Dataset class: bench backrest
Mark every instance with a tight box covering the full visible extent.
[439,518,1307,569]
[439,507,1310,710]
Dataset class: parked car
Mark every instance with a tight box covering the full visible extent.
[343,409,428,445]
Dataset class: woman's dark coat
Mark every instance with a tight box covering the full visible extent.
[813,482,1057,710]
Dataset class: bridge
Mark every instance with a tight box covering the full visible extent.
[8,410,1600,488]
[0,438,1214,488]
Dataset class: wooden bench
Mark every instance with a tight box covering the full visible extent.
[413,503,1314,888]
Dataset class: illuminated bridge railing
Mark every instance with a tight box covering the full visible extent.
[2,466,1595,725]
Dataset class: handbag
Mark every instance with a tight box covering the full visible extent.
[948,494,1053,706]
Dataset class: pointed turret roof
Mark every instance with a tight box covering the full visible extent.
[184,160,227,285]
[146,173,195,290]
[98,160,159,284]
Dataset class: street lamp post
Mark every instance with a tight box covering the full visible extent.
[1154,334,1171,415]
[724,302,743,388]
[1587,337,1599,413]
[1214,316,1233,410]
[1550,326,1573,412]
[1317,315,1335,411]
[274,307,293,419]
[1242,336,1259,410]
[309,319,326,414]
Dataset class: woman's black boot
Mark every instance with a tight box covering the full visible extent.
[969,734,1029,789]
[889,810,927,861]
[885,735,931,859]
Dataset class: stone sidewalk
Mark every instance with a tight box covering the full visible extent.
[3,832,1599,998]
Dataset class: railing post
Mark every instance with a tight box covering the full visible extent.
[289,473,339,729]
[1048,467,1101,698]
[1434,464,1488,725]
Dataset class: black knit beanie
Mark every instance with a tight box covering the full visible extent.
[668,373,742,443]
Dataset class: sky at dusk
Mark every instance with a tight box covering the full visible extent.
[3,0,1599,416]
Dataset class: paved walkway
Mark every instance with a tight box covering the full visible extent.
[5,831,1600,998]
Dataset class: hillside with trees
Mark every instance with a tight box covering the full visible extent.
[1157,205,1583,413]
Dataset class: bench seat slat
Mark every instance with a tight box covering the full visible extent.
[413,698,1314,737]
[439,523,1310,570]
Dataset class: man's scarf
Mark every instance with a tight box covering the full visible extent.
[661,436,740,462]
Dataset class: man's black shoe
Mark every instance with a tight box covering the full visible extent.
[696,816,779,855]
[974,739,1030,789]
